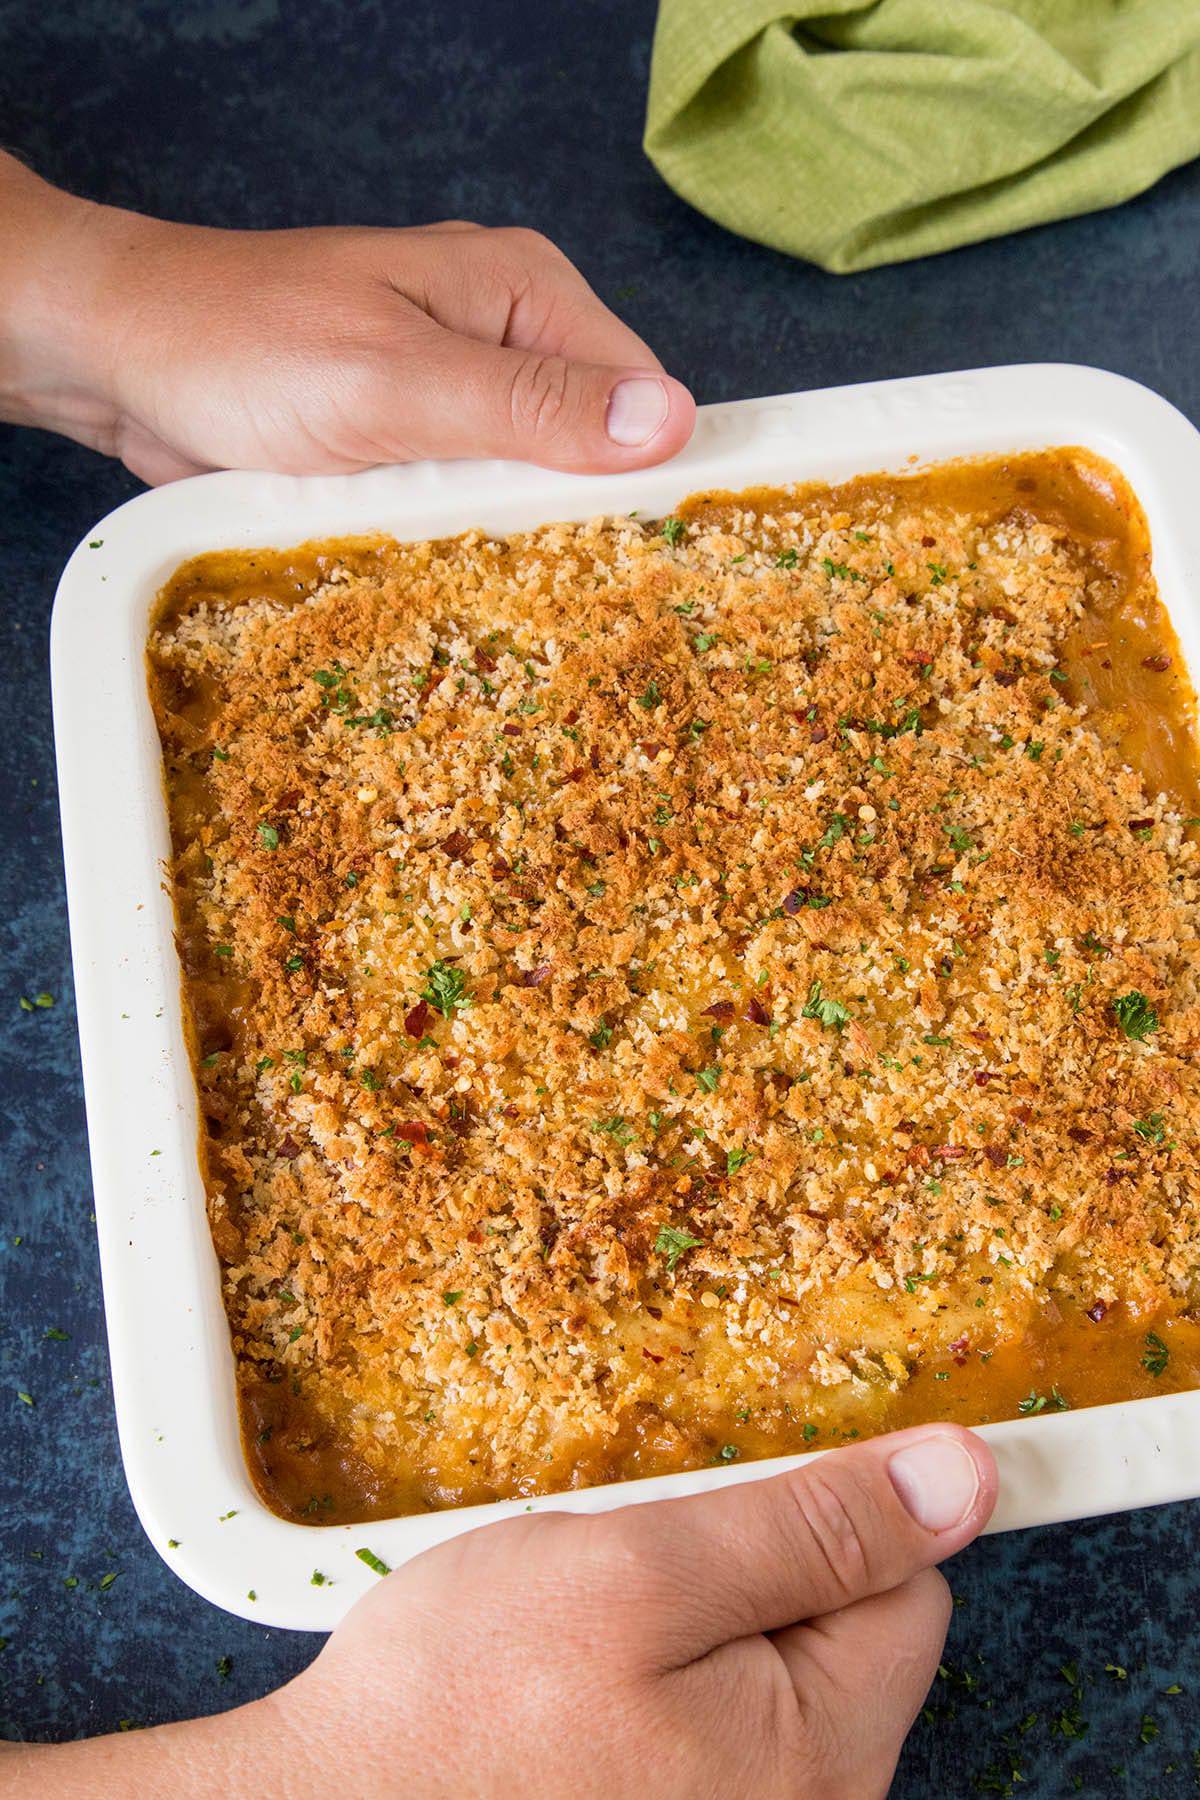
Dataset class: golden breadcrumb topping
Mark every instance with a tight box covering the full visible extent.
[149,450,1200,1522]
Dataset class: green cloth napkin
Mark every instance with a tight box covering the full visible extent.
[644,0,1200,273]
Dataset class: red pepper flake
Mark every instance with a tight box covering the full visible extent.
[948,1334,970,1365]
[984,1144,1006,1169]
[1141,653,1171,672]
[395,1121,430,1146]
[1126,817,1154,833]
[810,725,829,744]
[973,1070,997,1087]
[994,670,1019,687]
[503,723,521,738]
[745,996,772,1026]
[474,648,497,674]
[1086,1300,1108,1323]
[522,963,553,988]
[491,857,510,879]
[782,890,806,915]
[933,1145,968,1160]
[642,1347,664,1364]
[276,1134,301,1160]
[404,1000,431,1039]
[440,829,471,860]
[702,1001,735,1023]
[1067,1126,1091,1144]
[921,534,936,547]
[896,1119,918,1134]
[638,741,662,757]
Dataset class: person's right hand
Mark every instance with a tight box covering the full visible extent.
[0,155,695,485]
[275,1422,997,1799]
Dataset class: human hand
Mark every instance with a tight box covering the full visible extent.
[0,155,694,484]
[272,1423,996,1800]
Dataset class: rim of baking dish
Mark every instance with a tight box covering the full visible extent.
[51,364,1200,1630]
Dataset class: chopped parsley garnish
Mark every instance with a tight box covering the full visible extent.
[1142,1331,1169,1377]
[588,1019,614,1050]
[661,517,685,546]
[776,548,798,568]
[695,1065,721,1092]
[817,812,850,851]
[655,1224,703,1272]
[945,824,973,852]
[1112,990,1159,1041]
[1133,1111,1167,1144]
[257,823,280,851]
[592,1115,634,1146]
[928,562,948,585]
[801,980,850,1032]
[1017,1391,1047,1415]
[442,1291,463,1306]
[355,1547,391,1576]
[421,960,470,1018]
[726,1147,754,1175]
[821,557,859,582]
[637,679,662,710]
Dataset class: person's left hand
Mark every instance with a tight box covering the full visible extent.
[0,158,696,484]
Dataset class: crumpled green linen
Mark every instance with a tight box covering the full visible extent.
[644,0,1200,272]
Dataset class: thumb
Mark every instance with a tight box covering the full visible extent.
[613,1423,996,1666]
[371,319,696,473]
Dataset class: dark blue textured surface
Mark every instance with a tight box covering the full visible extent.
[1,0,1198,1789]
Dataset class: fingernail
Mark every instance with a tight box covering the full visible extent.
[888,1432,980,1532]
[606,377,669,447]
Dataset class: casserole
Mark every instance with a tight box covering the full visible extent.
[52,364,1200,1628]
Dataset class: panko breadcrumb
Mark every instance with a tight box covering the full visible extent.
[148,449,1200,1523]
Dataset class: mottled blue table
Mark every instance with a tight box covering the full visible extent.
[1,2,1197,1791]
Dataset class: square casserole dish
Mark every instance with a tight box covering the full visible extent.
[51,364,1200,1629]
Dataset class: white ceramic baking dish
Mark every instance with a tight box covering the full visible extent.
[51,364,1200,1630]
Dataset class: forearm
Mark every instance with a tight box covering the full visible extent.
[0,152,124,444]
[0,1690,303,1798]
